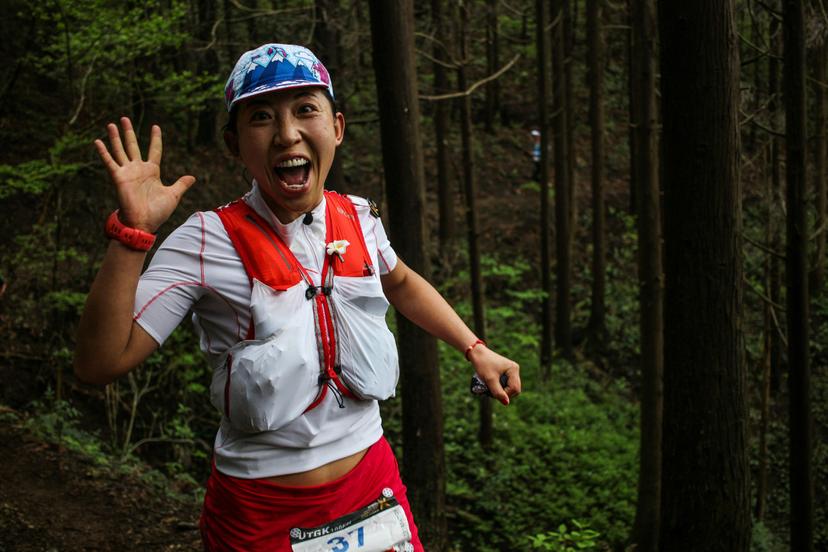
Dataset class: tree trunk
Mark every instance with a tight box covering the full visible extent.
[658,1,751,550]
[456,0,491,449]
[222,0,235,64]
[755,144,772,522]
[629,1,662,550]
[368,2,447,548]
[811,39,827,292]
[769,7,783,393]
[314,0,345,192]
[432,0,455,254]
[586,0,607,352]
[537,0,553,380]
[783,1,814,549]
[195,0,219,146]
[563,0,577,239]
[551,0,572,358]
[484,0,499,133]
[627,0,639,215]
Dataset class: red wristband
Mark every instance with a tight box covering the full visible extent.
[105,210,156,251]
[464,338,486,361]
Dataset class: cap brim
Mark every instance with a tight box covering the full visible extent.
[229,82,330,111]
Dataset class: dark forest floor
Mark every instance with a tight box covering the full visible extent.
[0,407,201,552]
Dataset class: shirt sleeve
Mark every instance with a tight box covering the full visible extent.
[133,213,209,346]
[349,196,398,275]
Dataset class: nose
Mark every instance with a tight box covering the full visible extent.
[274,116,301,147]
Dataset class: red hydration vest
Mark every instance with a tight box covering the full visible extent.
[215,191,376,412]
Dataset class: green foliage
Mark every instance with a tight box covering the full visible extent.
[428,255,638,550]
[440,357,636,550]
[528,520,601,551]
[750,520,785,552]
[601,207,640,365]
[23,392,110,466]
[141,70,224,116]
[15,394,202,502]
[0,159,82,199]
[106,324,217,471]
[44,290,87,317]
[0,128,88,198]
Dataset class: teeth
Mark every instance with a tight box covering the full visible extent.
[276,158,309,168]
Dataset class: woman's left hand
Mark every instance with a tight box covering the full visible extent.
[468,345,521,405]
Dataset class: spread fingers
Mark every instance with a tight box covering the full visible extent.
[94,139,119,175]
[147,125,163,165]
[106,122,128,165]
[120,117,142,161]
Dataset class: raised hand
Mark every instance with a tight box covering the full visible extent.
[94,117,196,233]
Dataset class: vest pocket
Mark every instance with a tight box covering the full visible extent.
[209,281,321,433]
[332,275,399,400]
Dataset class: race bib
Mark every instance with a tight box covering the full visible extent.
[290,488,413,552]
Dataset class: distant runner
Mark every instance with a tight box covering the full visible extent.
[531,129,541,181]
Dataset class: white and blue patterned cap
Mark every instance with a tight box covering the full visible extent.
[224,44,334,112]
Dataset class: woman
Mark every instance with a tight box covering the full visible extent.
[75,43,521,551]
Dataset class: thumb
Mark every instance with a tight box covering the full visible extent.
[171,175,196,197]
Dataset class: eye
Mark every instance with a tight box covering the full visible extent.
[249,110,272,122]
[297,103,318,115]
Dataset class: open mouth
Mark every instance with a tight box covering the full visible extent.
[273,157,311,190]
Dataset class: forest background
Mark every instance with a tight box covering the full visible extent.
[0,0,826,551]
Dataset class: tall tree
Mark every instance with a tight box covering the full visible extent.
[627,0,639,215]
[313,0,345,191]
[195,0,219,146]
[432,0,455,253]
[484,0,500,132]
[537,0,554,379]
[563,0,577,236]
[756,9,782,517]
[368,1,447,548]
[756,136,774,523]
[586,0,607,350]
[768,6,784,393]
[551,0,573,358]
[629,0,662,550]
[456,0,492,448]
[783,0,814,549]
[658,1,751,550]
[811,37,827,292]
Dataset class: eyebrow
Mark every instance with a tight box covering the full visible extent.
[243,90,319,110]
[243,98,271,110]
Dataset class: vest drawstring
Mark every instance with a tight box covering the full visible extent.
[328,379,345,408]
[317,373,346,409]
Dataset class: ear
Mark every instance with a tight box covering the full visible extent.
[223,129,239,157]
[334,112,345,147]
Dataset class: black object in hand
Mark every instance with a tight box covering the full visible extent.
[470,373,510,397]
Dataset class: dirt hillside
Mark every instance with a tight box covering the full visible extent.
[0,408,201,552]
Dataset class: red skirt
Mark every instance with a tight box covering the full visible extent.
[199,437,422,551]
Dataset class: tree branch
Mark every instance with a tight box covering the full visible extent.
[69,53,98,126]
[745,234,786,260]
[420,54,521,101]
[743,114,785,138]
[416,48,458,70]
[126,436,211,458]
[810,218,828,241]
[744,275,786,311]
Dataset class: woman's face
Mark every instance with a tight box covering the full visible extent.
[231,87,344,223]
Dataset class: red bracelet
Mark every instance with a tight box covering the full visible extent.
[105,210,156,251]
[464,338,486,361]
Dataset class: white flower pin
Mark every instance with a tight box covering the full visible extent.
[326,239,350,262]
